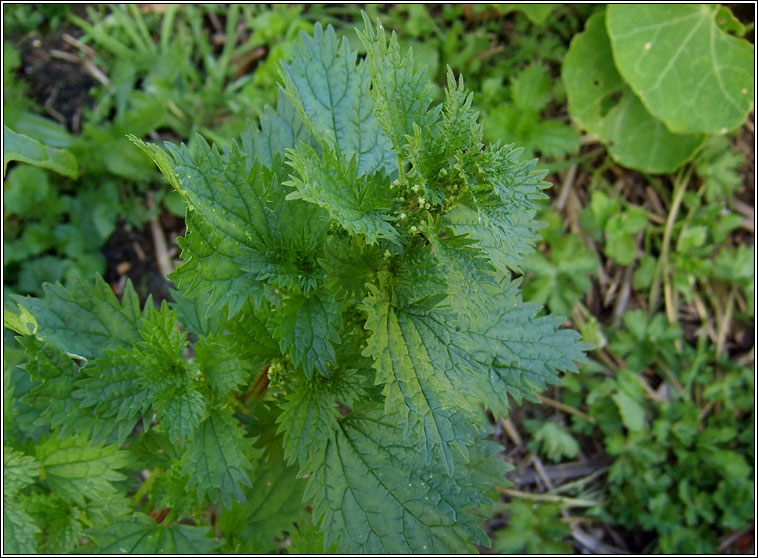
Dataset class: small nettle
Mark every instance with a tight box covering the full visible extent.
[5,16,588,554]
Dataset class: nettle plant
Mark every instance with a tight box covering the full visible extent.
[5,19,587,554]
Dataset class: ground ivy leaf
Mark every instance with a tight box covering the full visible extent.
[562,12,704,173]
[304,407,506,554]
[281,22,395,177]
[607,4,754,134]
[87,513,222,554]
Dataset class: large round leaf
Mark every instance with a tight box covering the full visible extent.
[607,4,754,134]
[562,12,703,174]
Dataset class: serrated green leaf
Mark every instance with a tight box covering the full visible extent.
[281,23,395,176]
[156,140,330,313]
[3,125,78,178]
[87,513,223,554]
[358,15,440,155]
[287,520,336,554]
[276,377,341,467]
[17,335,83,432]
[195,334,254,397]
[218,446,307,553]
[35,434,128,506]
[169,288,222,338]
[3,498,41,553]
[304,407,505,553]
[182,408,256,508]
[361,287,480,474]
[4,448,41,497]
[170,209,262,318]
[155,387,206,444]
[74,348,153,445]
[607,4,754,134]
[12,274,145,361]
[45,505,84,554]
[273,293,342,378]
[469,284,590,417]
[244,89,314,170]
[563,12,704,173]
[286,144,399,244]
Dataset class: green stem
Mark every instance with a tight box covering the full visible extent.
[133,468,162,508]
[648,165,693,315]
[497,487,598,508]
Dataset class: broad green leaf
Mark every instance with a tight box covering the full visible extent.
[4,498,41,553]
[4,448,41,497]
[496,4,560,25]
[612,391,645,432]
[607,4,754,134]
[286,144,399,244]
[182,408,256,508]
[563,13,704,173]
[155,387,206,444]
[511,63,553,113]
[3,125,78,178]
[281,22,395,176]
[195,334,254,397]
[6,111,75,148]
[287,521,336,554]
[74,348,153,445]
[304,407,505,553]
[218,448,307,553]
[275,370,364,466]
[273,293,342,378]
[468,282,590,418]
[154,139,330,313]
[357,14,441,155]
[18,336,83,432]
[87,513,223,554]
[169,288,221,338]
[361,287,481,474]
[244,89,314,170]
[35,434,128,506]
[3,164,54,216]
[12,274,145,361]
